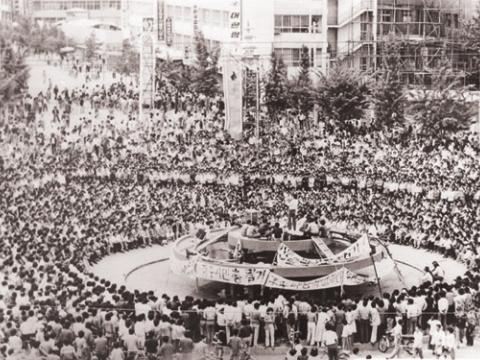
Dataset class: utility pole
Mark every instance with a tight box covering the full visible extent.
[255,64,260,138]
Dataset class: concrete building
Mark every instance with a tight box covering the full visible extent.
[146,0,479,82]
[29,0,122,24]
[330,0,478,84]
[0,0,13,23]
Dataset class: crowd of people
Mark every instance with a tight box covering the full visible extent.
[0,57,479,360]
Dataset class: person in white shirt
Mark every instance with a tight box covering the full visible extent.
[387,320,403,359]
[413,326,424,359]
[431,324,445,358]
[323,323,339,360]
[406,298,418,334]
[437,292,449,329]
[443,327,456,360]
[286,194,299,230]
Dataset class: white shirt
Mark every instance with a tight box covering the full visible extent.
[288,198,299,211]
[324,330,338,346]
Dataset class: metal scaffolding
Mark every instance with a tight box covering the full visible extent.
[333,0,471,85]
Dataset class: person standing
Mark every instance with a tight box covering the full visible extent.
[465,309,477,346]
[307,306,317,346]
[443,327,456,360]
[286,194,299,230]
[264,307,275,349]
[228,329,242,360]
[369,302,381,345]
[413,326,424,359]
[324,323,339,360]
[178,331,194,360]
[158,336,175,360]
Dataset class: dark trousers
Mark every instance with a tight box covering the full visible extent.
[327,345,338,360]
[359,319,370,343]
[466,325,475,346]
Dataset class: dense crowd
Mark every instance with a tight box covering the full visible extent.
[0,61,479,360]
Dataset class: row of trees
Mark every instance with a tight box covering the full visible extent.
[0,23,29,109]
[263,41,473,137]
[13,17,69,55]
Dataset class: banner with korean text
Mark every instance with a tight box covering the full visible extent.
[275,243,328,267]
[223,54,243,140]
[333,234,371,261]
[195,260,270,285]
[264,267,368,291]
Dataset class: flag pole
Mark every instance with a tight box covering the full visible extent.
[367,234,383,297]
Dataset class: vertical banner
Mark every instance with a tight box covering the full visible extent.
[223,55,243,140]
[223,0,243,140]
[140,18,155,119]
[165,17,173,47]
[157,0,165,42]
[193,5,199,36]
[229,1,241,40]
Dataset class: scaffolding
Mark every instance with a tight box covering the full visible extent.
[332,0,471,86]
[375,0,467,85]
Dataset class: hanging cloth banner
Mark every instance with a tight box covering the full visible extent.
[312,237,335,259]
[195,260,270,285]
[222,54,243,140]
[275,243,327,267]
[170,254,199,277]
[264,267,368,291]
[333,233,371,261]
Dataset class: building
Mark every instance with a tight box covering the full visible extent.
[330,0,478,85]
[0,0,13,23]
[30,0,122,24]
[146,0,479,83]
[12,0,29,17]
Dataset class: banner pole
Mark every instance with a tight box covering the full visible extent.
[367,235,383,297]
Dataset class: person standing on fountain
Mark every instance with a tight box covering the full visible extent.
[287,194,299,231]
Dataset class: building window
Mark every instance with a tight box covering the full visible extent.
[183,7,191,21]
[211,10,221,26]
[274,15,309,33]
[202,8,211,24]
[223,11,229,28]
[379,9,392,22]
[274,48,301,66]
[311,15,322,33]
[174,5,182,19]
[360,57,368,71]
[315,48,322,67]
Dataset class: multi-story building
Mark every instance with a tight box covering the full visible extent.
[150,0,328,75]
[147,0,478,83]
[329,0,477,85]
[30,0,122,24]
[0,0,13,23]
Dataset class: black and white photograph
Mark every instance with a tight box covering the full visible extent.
[1,0,480,359]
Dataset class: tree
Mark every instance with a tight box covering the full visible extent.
[409,56,474,137]
[113,39,140,76]
[192,32,219,97]
[85,32,100,62]
[373,35,406,129]
[463,3,480,88]
[0,41,29,108]
[264,51,289,121]
[289,45,314,117]
[316,64,370,126]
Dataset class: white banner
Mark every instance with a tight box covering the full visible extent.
[229,1,241,41]
[265,268,367,291]
[195,261,269,285]
[312,237,335,259]
[170,255,198,277]
[223,54,243,139]
[275,243,328,267]
[334,234,371,261]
